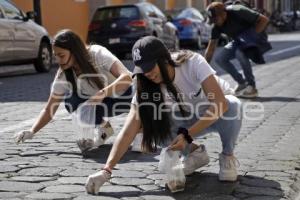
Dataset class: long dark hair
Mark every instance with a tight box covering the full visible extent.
[137,50,193,152]
[53,29,104,90]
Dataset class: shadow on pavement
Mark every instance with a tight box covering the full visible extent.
[94,172,284,199]
[82,144,159,163]
[81,146,284,199]
[249,96,300,102]
[170,173,283,200]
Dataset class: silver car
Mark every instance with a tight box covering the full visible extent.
[0,0,52,72]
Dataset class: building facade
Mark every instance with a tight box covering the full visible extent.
[12,0,90,41]
[12,0,300,41]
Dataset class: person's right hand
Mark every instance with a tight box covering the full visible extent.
[14,130,34,144]
[168,134,187,151]
[85,169,111,195]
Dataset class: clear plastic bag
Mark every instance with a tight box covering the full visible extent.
[158,148,186,193]
[72,102,97,142]
[215,75,234,95]
[131,132,143,152]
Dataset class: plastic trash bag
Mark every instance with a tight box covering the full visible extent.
[215,75,234,95]
[72,102,97,150]
[131,132,143,152]
[158,148,186,193]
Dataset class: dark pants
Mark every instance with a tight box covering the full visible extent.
[64,86,133,125]
[215,40,256,87]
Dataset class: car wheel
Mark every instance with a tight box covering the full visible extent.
[34,42,52,73]
[195,34,202,49]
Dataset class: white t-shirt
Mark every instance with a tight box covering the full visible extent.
[131,53,233,115]
[51,45,119,97]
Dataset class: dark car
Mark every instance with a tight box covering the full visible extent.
[172,7,212,49]
[87,2,179,59]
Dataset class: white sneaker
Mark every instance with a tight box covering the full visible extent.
[182,144,210,175]
[218,153,240,181]
[76,138,94,153]
[131,133,143,152]
[93,121,114,147]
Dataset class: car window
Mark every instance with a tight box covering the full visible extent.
[177,8,204,21]
[0,9,4,18]
[0,0,23,20]
[177,9,192,18]
[93,6,139,21]
[142,4,155,17]
[193,10,204,21]
[151,5,166,19]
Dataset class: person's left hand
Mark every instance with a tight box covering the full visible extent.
[88,90,106,104]
[168,134,187,151]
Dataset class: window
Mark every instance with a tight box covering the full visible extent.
[151,5,166,20]
[0,0,23,20]
[93,6,139,21]
[191,9,204,21]
[142,4,155,17]
[0,9,4,18]
[177,8,204,21]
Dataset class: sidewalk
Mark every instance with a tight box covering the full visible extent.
[0,56,300,200]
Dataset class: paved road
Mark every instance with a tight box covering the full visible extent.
[0,33,300,200]
[0,32,300,77]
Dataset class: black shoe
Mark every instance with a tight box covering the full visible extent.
[238,86,258,98]
[234,83,247,96]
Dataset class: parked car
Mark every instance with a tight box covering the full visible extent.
[0,0,52,72]
[87,2,179,59]
[271,10,300,32]
[172,7,212,49]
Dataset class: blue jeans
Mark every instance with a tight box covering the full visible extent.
[215,40,256,87]
[64,86,133,125]
[166,95,242,155]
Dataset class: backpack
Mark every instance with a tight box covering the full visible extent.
[225,2,272,64]
[224,0,250,8]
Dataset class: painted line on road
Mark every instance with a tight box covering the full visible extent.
[0,109,69,134]
[267,45,300,56]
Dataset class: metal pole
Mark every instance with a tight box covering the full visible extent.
[187,0,192,8]
[33,0,42,25]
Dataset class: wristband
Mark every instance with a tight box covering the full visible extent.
[177,127,193,144]
[101,166,112,174]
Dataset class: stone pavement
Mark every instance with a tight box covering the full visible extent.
[0,56,300,200]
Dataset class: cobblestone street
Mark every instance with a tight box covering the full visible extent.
[0,55,300,200]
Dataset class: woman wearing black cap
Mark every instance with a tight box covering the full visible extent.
[85,36,242,194]
[14,29,133,154]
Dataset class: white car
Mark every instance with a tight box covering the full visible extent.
[0,0,52,72]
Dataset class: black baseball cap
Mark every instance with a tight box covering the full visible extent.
[132,36,169,76]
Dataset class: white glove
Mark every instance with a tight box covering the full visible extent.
[14,130,34,144]
[85,170,111,194]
